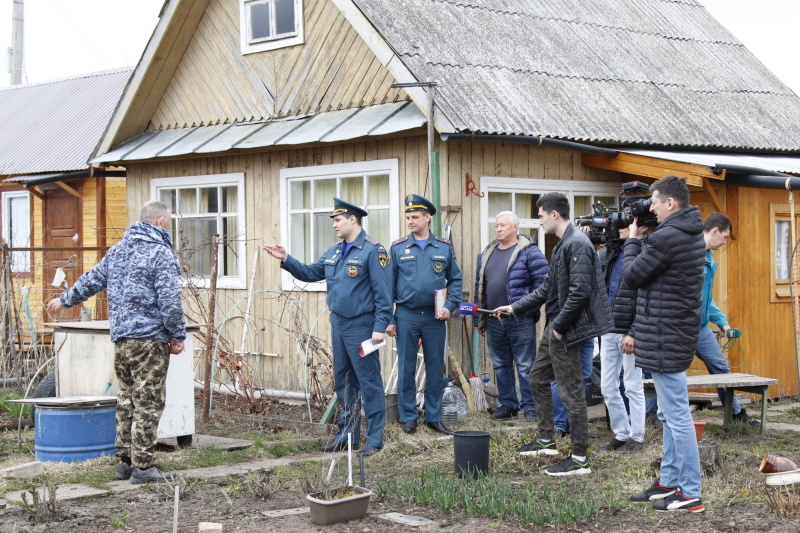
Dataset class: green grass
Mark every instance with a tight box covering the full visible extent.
[0,391,31,420]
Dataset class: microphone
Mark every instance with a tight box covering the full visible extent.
[459,303,511,319]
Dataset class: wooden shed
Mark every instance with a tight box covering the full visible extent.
[91,0,800,399]
[0,69,132,334]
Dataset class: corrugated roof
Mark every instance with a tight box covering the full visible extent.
[352,0,800,152]
[0,68,132,175]
[92,101,424,163]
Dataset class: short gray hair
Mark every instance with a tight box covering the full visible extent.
[495,211,520,226]
[140,201,171,224]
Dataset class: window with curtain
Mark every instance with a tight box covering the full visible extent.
[2,191,31,273]
[280,160,399,291]
[151,174,246,290]
[769,204,800,301]
[240,0,304,54]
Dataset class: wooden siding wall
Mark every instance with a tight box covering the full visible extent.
[125,138,623,394]
[149,0,407,130]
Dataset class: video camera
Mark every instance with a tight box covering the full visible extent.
[574,181,659,245]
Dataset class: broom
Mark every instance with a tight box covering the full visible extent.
[469,327,489,411]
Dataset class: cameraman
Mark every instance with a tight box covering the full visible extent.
[623,176,706,512]
[598,225,646,453]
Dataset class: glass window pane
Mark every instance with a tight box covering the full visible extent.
[200,187,219,213]
[488,192,511,216]
[776,220,790,280]
[314,179,336,209]
[368,174,389,205]
[291,213,311,264]
[574,195,592,219]
[160,189,176,213]
[222,216,239,276]
[179,188,197,214]
[290,180,310,210]
[250,2,271,40]
[8,195,30,271]
[221,186,238,213]
[341,176,364,205]
[595,195,617,210]
[519,227,537,244]
[515,193,538,219]
[314,213,337,259]
[366,208,389,248]
[274,0,295,35]
[180,217,217,275]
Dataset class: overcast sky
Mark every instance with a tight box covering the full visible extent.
[0,0,798,95]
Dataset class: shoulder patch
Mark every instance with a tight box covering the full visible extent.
[364,235,379,246]
[392,236,409,246]
[434,236,452,245]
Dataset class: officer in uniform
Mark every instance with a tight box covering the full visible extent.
[385,194,463,435]
[263,198,392,456]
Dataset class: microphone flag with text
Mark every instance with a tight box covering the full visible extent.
[458,303,511,319]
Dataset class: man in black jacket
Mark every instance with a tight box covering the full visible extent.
[493,192,613,476]
[623,176,706,513]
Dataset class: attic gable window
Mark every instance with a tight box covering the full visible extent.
[241,0,304,54]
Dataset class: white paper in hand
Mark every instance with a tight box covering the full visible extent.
[359,338,386,357]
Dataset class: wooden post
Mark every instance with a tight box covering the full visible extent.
[202,234,219,422]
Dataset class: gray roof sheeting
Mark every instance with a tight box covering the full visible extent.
[0,68,132,174]
[353,0,800,152]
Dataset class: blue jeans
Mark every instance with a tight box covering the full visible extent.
[600,333,645,443]
[395,306,447,423]
[642,368,658,419]
[552,338,594,432]
[330,313,386,448]
[652,370,702,498]
[485,316,536,412]
[695,324,742,415]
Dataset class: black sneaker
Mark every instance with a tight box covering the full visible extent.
[630,478,677,502]
[615,439,645,453]
[545,456,591,476]
[600,438,626,451]
[732,408,761,428]
[116,462,133,480]
[554,428,570,438]
[652,491,705,512]
[523,409,536,422]
[491,405,519,420]
[517,439,559,456]
[130,465,178,484]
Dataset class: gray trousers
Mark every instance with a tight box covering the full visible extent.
[530,323,589,457]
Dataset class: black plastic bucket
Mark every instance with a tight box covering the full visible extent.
[453,430,490,479]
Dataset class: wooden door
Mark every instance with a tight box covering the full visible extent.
[43,187,82,321]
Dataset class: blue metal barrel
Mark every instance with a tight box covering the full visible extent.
[34,405,116,462]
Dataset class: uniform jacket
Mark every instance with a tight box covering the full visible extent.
[389,233,463,315]
[60,221,186,343]
[622,206,706,373]
[701,250,728,328]
[602,240,637,336]
[511,224,613,347]
[473,234,548,330]
[282,229,393,332]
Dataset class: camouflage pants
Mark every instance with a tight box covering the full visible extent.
[114,338,169,468]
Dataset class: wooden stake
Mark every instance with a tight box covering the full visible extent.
[202,234,220,422]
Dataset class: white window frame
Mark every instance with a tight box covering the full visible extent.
[280,159,400,291]
[480,177,622,254]
[151,173,247,290]
[2,191,31,273]
[240,0,304,55]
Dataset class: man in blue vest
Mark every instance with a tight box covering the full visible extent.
[386,194,463,435]
[264,198,393,456]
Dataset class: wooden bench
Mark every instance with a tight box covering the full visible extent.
[642,373,778,433]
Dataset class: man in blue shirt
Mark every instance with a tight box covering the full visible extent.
[264,198,393,456]
[386,194,463,434]
[696,212,759,427]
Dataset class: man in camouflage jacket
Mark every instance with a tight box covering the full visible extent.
[47,201,185,484]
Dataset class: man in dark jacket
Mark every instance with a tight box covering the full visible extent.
[475,211,548,422]
[494,193,613,476]
[598,227,646,453]
[623,176,706,513]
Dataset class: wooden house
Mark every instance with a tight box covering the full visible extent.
[91,0,800,399]
[0,68,132,325]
